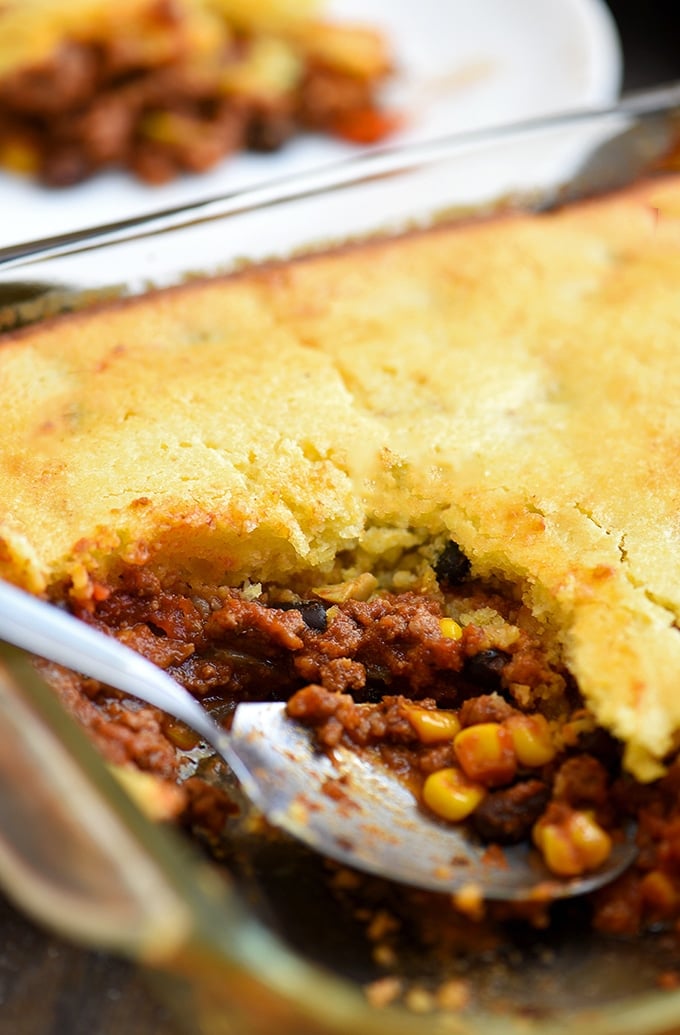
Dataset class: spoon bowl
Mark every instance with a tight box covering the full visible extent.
[0,579,636,900]
[230,702,636,901]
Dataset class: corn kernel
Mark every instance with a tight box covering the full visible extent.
[439,617,463,640]
[533,807,612,877]
[0,140,38,175]
[505,714,556,767]
[453,722,517,787]
[533,821,581,877]
[403,703,461,744]
[568,811,612,868]
[422,767,486,822]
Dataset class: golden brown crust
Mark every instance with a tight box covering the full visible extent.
[0,0,321,79]
[4,176,680,779]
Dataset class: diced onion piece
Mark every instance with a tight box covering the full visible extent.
[313,572,378,603]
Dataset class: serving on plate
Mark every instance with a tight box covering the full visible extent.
[0,0,395,188]
[0,0,621,248]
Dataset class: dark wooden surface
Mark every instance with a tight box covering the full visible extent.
[0,895,183,1035]
[3,5,680,1033]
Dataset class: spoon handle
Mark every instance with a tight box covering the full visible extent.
[0,579,242,771]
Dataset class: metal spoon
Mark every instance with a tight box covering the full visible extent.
[0,579,635,901]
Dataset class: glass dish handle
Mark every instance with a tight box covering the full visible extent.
[0,643,193,956]
[0,644,368,1035]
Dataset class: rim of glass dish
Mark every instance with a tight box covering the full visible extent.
[1,79,679,274]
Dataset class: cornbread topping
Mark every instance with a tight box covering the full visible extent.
[4,174,680,946]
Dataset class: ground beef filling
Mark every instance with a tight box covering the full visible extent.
[0,24,394,185]
[78,572,562,708]
[40,553,680,938]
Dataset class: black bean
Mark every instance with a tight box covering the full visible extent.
[246,110,295,152]
[434,540,471,586]
[463,649,510,690]
[571,726,622,771]
[361,685,389,704]
[277,600,328,632]
[472,779,550,844]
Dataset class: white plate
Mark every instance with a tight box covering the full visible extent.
[0,0,621,249]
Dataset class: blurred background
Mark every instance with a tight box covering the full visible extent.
[608,0,680,89]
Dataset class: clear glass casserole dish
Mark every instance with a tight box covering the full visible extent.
[2,85,680,1035]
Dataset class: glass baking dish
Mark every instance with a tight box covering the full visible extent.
[2,85,680,1035]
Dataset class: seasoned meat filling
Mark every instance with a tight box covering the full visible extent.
[36,539,680,938]
[74,563,564,712]
[0,7,394,185]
